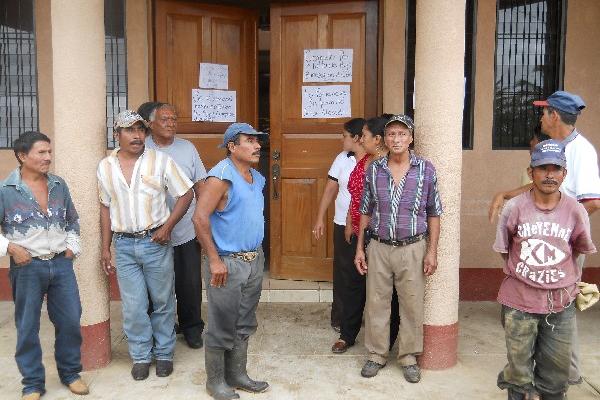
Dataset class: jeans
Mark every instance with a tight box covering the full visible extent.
[9,255,82,395]
[498,304,575,397]
[114,234,176,362]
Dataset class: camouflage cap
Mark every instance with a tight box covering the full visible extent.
[113,110,149,130]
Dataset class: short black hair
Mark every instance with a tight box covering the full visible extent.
[547,106,578,126]
[365,117,387,138]
[343,118,366,138]
[13,131,51,165]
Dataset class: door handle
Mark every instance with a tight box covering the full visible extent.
[272,163,280,200]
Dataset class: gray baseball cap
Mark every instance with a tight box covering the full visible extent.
[219,122,268,148]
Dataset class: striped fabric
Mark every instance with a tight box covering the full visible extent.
[97,148,193,233]
[359,152,442,241]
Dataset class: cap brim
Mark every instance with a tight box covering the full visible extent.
[531,158,566,168]
[533,100,549,107]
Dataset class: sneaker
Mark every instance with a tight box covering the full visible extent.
[156,360,173,377]
[131,362,151,380]
[67,378,90,395]
[360,360,385,378]
[402,364,421,383]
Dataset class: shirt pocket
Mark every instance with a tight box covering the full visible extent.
[4,210,37,234]
[140,174,163,196]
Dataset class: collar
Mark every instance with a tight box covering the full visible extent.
[375,150,421,168]
[3,168,61,191]
[109,147,148,161]
[562,129,579,145]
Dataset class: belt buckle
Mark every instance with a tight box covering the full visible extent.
[37,252,56,261]
[233,251,258,262]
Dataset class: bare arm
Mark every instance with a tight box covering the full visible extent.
[582,199,600,215]
[424,216,440,276]
[192,177,230,287]
[354,214,372,275]
[151,189,193,244]
[313,179,339,240]
[100,204,114,275]
[489,183,532,223]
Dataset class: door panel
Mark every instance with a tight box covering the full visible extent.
[270,1,378,280]
[155,1,257,168]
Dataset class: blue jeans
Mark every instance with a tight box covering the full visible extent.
[114,235,176,362]
[9,255,82,395]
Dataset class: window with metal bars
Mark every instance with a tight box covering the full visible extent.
[105,0,127,149]
[493,0,565,149]
[404,0,476,149]
[0,0,38,149]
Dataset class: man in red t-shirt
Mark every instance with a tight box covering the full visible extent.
[493,139,596,400]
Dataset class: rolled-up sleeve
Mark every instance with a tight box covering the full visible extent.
[425,163,443,217]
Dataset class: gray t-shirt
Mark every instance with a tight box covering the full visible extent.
[145,136,207,246]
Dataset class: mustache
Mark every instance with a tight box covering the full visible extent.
[542,179,558,185]
[252,151,261,156]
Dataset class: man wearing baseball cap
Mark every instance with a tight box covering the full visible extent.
[355,115,442,383]
[97,110,193,380]
[193,122,269,399]
[489,90,600,384]
[494,139,596,400]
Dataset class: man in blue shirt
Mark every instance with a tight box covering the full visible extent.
[193,123,269,400]
[1,131,88,399]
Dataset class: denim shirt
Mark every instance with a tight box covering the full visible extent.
[0,168,81,258]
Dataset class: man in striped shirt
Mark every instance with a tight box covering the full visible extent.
[97,110,193,381]
[355,114,442,383]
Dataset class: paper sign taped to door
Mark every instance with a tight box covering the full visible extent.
[302,85,351,118]
[303,49,353,82]
[199,63,228,89]
[192,89,236,122]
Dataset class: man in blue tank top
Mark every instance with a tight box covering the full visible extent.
[193,123,268,400]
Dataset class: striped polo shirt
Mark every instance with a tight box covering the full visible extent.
[359,151,443,241]
[97,148,193,233]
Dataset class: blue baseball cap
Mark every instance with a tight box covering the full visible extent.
[533,91,586,115]
[530,139,566,168]
[219,122,268,148]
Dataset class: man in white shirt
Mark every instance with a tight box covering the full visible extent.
[97,110,193,381]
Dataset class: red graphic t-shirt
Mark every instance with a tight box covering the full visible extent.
[347,155,370,235]
[493,190,596,314]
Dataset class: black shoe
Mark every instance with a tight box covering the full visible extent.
[360,360,385,378]
[184,328,204,349]
[156,360,173,377]
[401,364,421,383]
[131,362,151,380]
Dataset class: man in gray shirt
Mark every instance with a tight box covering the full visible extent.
[141,102,207,349]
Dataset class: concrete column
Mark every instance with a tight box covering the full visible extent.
[414,0,465,369]
[50,0,110,370]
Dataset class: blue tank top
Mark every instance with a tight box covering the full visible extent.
[207,158,266,255]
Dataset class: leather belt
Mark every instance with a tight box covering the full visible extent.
[370,232,427,247]
[115,226,160,239]
[34,251,66,261]
[229,250,259,263]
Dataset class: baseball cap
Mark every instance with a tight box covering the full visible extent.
[530,139,567,168]
[219,122,268,148]
[114,110,149,130]
[384,114,415,132]
[533,91,586,115]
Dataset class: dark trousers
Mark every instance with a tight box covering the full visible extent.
[9,255,82,395]
[173,239,204,334]
[331,224,347,327]
[336,227,399,347]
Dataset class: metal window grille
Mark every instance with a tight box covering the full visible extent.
[0,0,38,148]
[492,0,565,149]
[105,0,127,149]
[404,0,476,149]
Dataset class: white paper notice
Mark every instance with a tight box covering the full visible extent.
[199,63,228,89]
[302,85,351,119]
[303,49,353,82]
[192,89,236,122]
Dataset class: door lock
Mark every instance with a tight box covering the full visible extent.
[272,164,280,200]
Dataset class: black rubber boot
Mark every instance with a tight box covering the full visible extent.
[225,337,269,393]
[205,347,240,400]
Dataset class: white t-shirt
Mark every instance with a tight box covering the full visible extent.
[328,151,356,225]
[561,130,600,201]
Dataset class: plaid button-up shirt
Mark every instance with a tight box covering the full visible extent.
[359,152,443,241]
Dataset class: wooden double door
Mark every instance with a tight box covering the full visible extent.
[154,0,378,281]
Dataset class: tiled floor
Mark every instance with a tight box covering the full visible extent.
[0,301,598,399]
